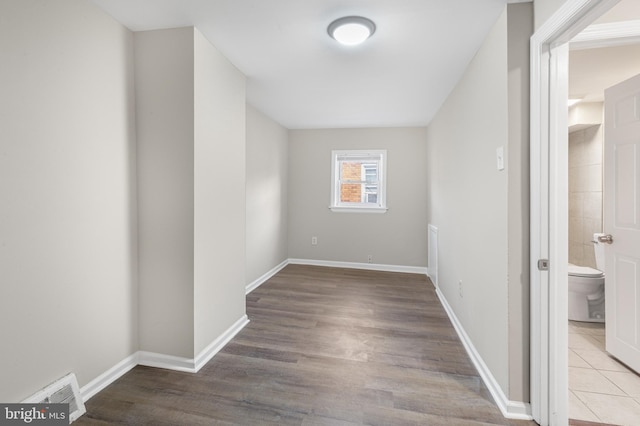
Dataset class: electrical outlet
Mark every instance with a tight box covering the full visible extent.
[367,254,373,263]
[459,280,463,297]
[311,236,317,245]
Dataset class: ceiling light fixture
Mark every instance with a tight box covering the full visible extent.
[328,16,376,46]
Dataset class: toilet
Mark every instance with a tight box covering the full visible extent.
[568,233,606,322]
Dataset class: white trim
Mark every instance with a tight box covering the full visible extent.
[570,20,640,50]
[288,258,428,275]
[138,351,197,373]
[330,149,387,211]
[194,315,249,371]
[80,260,430,402]
[530,1,620,424]
[80,315,249,402]
[80,353,138,401]
[548,42,570,426]
[138,315,250,373]
[329,206,388,213]
[529,30,547,422]
[435,288,533,420]
[246,260,289,294]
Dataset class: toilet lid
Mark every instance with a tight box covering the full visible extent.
[568,263,604,278]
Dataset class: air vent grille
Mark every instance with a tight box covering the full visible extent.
[22,373,86,423]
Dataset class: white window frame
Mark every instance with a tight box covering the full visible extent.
[330,149,387,213]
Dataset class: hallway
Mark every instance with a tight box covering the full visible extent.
[77,265,535,425]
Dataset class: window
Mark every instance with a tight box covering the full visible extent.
[330,150,387,213]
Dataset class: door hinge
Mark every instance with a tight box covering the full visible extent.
[537,259,549,271]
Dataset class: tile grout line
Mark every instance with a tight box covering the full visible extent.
[569,320,640,424]
[569,389,603,423]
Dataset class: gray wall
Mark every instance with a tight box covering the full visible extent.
[193,29,247,355]
[507,2,533,403]
[534,0,567,29]
[135,27,247,359]
[568,105,604,269]
[0,0,138,401]
[1,0,537,406]
[288,127,428,268]
[426,4,532,401]
[246,104,289,285]
[135,27,195,358]
[426,8,509,394]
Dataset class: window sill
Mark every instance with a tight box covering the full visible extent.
[329,206,388,214]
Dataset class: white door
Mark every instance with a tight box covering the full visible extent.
[604,73,640,374]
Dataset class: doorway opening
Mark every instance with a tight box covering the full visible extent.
[530,0,640,424]
[567,25,640,423]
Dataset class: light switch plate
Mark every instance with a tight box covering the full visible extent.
[496,146,505,171]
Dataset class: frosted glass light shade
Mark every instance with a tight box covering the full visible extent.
[328,16,376,46]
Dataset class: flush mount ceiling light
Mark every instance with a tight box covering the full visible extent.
[328,16,376,46]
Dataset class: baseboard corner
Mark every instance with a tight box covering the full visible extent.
[80,352,138,402]
[137,351,196,373]
[245,259,289,294]
[194,314,250,371]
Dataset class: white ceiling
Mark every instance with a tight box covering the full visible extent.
[594,0,640,24]
[89,0,508,129]
[568,0,640,104]
[569,43,640,103]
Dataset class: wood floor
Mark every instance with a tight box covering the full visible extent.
[77,265,538,425]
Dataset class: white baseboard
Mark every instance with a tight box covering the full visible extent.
[138,350,197,373]
[138,314,250,373]
[246,260,289,294]
[80,353,138,401]
[81,315,249,402]
[288,258,428,275]
[435,287,533,420]
[195,315,249,371]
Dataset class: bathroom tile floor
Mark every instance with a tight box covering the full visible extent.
[569,320,640,425]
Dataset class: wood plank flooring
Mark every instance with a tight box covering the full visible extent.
[76,265,538,425]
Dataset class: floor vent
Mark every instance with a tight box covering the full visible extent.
[22,373,86,423]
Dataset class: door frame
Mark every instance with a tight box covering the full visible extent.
[530,0,621,424]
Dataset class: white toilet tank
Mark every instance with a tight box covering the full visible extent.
[593,233,606,272]
[567,233,607,322]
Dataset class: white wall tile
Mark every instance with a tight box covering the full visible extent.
[569,241,584,265]
[569,217,584,244]
[585,164,603,192]
[583,125,603,166]
[569,192,584,219]
[567,122,603,267]
[582,244,596,269]
[584,192,602,221]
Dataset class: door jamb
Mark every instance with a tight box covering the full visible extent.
[530,0,620,424]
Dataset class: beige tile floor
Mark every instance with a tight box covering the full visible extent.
[569,320,640,425]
